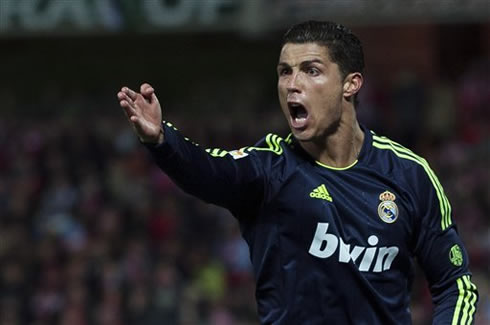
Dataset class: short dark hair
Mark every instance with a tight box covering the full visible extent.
[282,21,365,79]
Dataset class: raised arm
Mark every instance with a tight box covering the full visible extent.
[116,83,271,218]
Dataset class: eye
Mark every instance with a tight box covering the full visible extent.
[307,67,320,76]
[278,67,291,76]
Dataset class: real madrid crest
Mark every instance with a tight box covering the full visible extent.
[378,191,398,223]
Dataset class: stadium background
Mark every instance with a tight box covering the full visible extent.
[0,1,488,324]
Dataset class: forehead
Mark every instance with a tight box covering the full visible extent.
[279,42,331,65]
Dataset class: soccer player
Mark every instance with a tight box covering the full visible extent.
[117,21,478,324]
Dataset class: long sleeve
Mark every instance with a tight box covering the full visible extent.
[412,165,478,324]
[144,121,276,218]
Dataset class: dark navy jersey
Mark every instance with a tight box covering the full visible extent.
[146,122,478,325]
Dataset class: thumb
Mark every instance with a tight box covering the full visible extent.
[141,83,154,98]
[150,92,159,105]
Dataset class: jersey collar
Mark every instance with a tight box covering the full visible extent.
[287,124,372,170]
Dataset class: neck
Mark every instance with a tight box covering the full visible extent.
[300,106,364,168]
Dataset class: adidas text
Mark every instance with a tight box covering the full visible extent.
[308,222,399,272]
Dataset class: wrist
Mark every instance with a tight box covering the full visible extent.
[156,127,165,144]
[140,126,164,145]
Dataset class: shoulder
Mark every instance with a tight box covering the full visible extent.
[369,132,442,195]
[206,131,299,160]
[369,131,432,176]
[210,133,301,180]
[247,133,293,156]
[369,131,452,230]
[204,133,291,158]
[246,133,300,173]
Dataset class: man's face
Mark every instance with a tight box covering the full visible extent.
[277,42,344,142]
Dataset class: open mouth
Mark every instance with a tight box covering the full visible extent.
[288,102,309,129]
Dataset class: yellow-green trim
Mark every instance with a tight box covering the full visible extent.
[164,121,178,131]
[315,159,358,170]
[463,275,478,325]
[204,133,285,158]
[460,277,471,325]
[164,122,200,146]
[268,134,279,153]
[283,132,357,170]
[372,141,450,230]
[205,148,227,157]
[452,277,465,325]
[373,136,451,229]
[372,135,452,230]
[246,133,284,155]
[165,122,284,157]
[451,275,478,325]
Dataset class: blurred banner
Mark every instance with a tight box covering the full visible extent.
[1,0,489,37]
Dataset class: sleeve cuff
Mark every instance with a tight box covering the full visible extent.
[142,121,177,158]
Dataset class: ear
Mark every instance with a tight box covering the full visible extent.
[343,72,363,99]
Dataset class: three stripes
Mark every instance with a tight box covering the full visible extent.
[452,275,478,325]
[206,133,284,157]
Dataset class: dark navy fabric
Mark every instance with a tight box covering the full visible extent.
[145,122,477,325]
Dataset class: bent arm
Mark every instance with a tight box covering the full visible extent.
[411,165,478,324]
[418,227,478,324]
[412,165,478,325]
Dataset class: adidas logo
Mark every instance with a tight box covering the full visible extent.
[310,184,333,202]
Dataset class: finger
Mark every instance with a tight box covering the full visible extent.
[117,91,133,105]
[119,91,142,116]
[121,86,138,101]
[150,92,159,105]
[140,83,154,96]
[118,92,135,106]
[140,84,154,101]
[120,100,137,117]
[119,93,138,114]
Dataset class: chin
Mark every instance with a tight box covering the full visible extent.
[291,128,314,142]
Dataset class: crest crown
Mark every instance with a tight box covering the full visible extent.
[379,191,396,201]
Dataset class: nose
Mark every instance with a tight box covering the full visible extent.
[286,71,301,93]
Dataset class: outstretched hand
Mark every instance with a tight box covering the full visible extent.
[117,83,164,144]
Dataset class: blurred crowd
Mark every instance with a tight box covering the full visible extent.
[0,56,488,325]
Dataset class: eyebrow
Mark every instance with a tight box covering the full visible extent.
[277,59,325,68]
